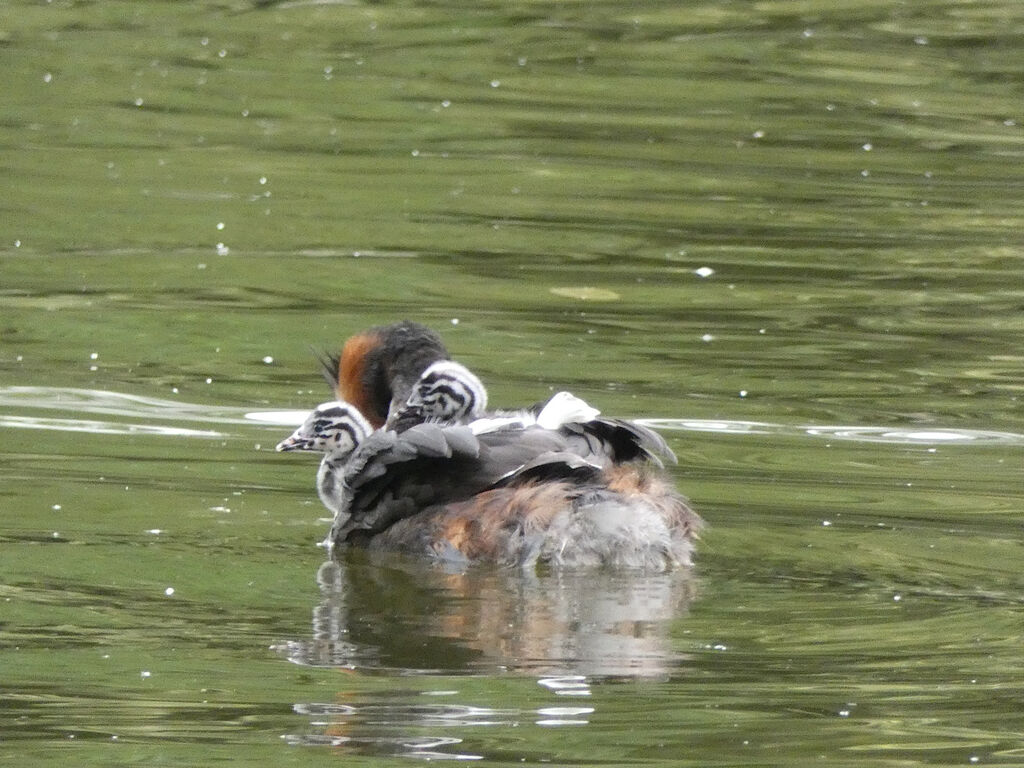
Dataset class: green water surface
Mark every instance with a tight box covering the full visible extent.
[2,1,1024,766]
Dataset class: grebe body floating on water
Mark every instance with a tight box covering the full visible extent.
[280,328,702,571]
[278,399,700,570]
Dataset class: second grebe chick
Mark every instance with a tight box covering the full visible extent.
[276,402,373,516]
[386,360,488,431]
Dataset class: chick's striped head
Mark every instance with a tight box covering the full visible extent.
[276,402,372,458]
[388,360,488,428]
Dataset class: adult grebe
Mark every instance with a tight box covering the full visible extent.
[279,341,702,570]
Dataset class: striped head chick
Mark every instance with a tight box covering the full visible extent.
[386,360,488,431]
[276,401,372,459]
[277,401,374,517]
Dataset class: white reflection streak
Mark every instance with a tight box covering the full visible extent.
[535,704,594,726]
[0,386,254,425]
[0,414,223,438]
[639,417,1024,446]
[537,675,592,696]
[639,417,772,434]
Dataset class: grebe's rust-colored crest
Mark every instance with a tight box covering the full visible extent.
[336,331,383,427]
[321,321,450,428]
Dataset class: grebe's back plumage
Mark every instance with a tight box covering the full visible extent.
[368,464,699,570]
[330,420,602,542]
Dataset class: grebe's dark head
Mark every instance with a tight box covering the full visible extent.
[319,321,450,428]
[276,401,372,458]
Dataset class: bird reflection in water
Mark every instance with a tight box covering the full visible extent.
[278,551,698,757]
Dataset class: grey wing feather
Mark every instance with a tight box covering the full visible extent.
[393,423,454,458]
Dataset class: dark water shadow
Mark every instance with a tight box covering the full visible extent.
[276,551,699,755]
[278,550,699,679]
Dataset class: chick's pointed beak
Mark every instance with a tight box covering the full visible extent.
[276,434,305,452]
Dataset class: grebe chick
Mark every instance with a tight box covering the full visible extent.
[386,360,488,431]
[276,402,373,516]
[390,356,675,469]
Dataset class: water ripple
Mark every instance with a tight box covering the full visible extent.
[639,418,1024,446]
[0,386,279,436]
[0,414,223,438]
[2,388,1018,446]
